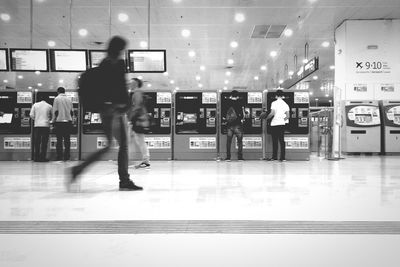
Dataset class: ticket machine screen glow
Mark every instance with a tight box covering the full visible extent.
[346,106,380,127]
[0,92,31,134]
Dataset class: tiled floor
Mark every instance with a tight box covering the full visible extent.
[1,155,400,266]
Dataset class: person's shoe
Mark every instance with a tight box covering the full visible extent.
[135,162,151,169]
[66,166,80,192]
[279,159,287,162]
[38,158,50,162]
[119,180,143,191]
[238,158,244,162]
[224,158,231,162]
[265,158,277,161]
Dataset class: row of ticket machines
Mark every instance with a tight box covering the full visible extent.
[0,89,313,161]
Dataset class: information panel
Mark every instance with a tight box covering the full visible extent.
[0,49,8,71]
[202,92,217,104]
[128,50,166,73]
[235,137,262,149]
[4,137,31,149]
[284,137,309,150]
[189,137,216,149]
[50,137,78,150]
[89,50,107,68]
[145,137,171,149]
[51,50,87,72]
[17,92,32,104]
[10,49,48,71]
[156,92,171,104]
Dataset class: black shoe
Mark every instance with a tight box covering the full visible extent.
[119,180,143,191]
[279,159,287,162]
[266,158,277,161]
[238,158,244,162]
[38,158,50,162]
[224,158,231,162]
[135,162,150,169]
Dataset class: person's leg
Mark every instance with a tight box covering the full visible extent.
[33,127,41,161]
[40,127,50,160]
[134,132,150,164]
[71,109,113,179]
[55,123,63,160]
[278,126,286,160]
[112,113,130,182]
[63,122,71,160]
[271,126,278,160]
[234,125,244,160]
[226,127,234,159]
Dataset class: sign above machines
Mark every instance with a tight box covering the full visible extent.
[281,57,319,89]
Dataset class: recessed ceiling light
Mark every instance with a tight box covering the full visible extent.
[330,65,335,70]
[329,100,332,102]
[270,51,277,57]
[170,80,175,84]
[283,28,293,37]
[35,71,41,75]
[260,65,267,71]
[230,41,238,48]
[37,83,42,87]
[173,0,182,2]
[181,29,191,38]
[322,41,330,47]
[315,98,319,101]
[18,75,23,79]
[302,59,308,63]
[175,87,180,90]
[147,83,152,88]
[224,80,229,84]
[138,76,143,80]
[118,13,129,22]
[309,92,313,95]
[78,29,88,37]
[234,13,245,23]
[188,50,196,57]
[254,76,259,80]
[140,41,148,48]
[163,72,168,76]
[278,79,283,84]
[195,75,201,81]
[48,40,56,47]
[28,86,33,89]
[227,59,234,65]
[0,13,11,22]
[325,94,329,97]
[3,79,8,83]
[59,79,64,83]
[200,65,206,71]
[223,86,227,90]
[313,75,318,80]
[198,83,203,88]
[225,71,231,76]
[320,86,324,90]
[288,71,294,76]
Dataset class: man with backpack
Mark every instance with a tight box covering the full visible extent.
[69,36,142,191]
[129,78,151,169]
[224,90,245,161]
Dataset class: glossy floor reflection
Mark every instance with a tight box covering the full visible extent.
[1,155,400,221]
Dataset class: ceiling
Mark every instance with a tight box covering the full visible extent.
[1,0,400,106]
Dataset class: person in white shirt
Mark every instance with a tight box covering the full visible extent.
[52,87,73,161]
[266,89,290,161]
[30,95,52,162]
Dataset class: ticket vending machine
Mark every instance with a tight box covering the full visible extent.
[174,91,218,160]
[341,100,381,153]
[381,100,400,153]
[0,90,33,160]
[219,91,264,160]
[35,90,80,160]
[264,90,310,160]
[129,91,172,160]
[80,105,119,160]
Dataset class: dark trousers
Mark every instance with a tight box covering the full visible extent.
[33,127,50,161]
[271,125,286,160]
[75,106,130,182]
[226,124,243,159]
[55,121,71,160]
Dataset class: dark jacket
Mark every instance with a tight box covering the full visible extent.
[99,58,129,107]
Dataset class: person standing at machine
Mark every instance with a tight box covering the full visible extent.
[225,90,245,161]
[69,36,143,191]
[52,87,73,161]
[129,78,151,169]
[30,94,52,162]
[266,89,290,162]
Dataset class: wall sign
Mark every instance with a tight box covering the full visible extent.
[284,137,309,150]
[96,137,119,149]
[202,92,217,104]
[4,137,31,149]
[235,137,262,149]
[157,92,171,104]
[189,137,216,149]
[50,137,78,150]
[17,92,32,104]
[144,137,171,149]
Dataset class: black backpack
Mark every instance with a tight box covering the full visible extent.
[226,106,238,123]
[78,67,106,111]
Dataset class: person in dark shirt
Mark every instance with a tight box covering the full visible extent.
[225,90,245,161]
[68,36,142,191]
